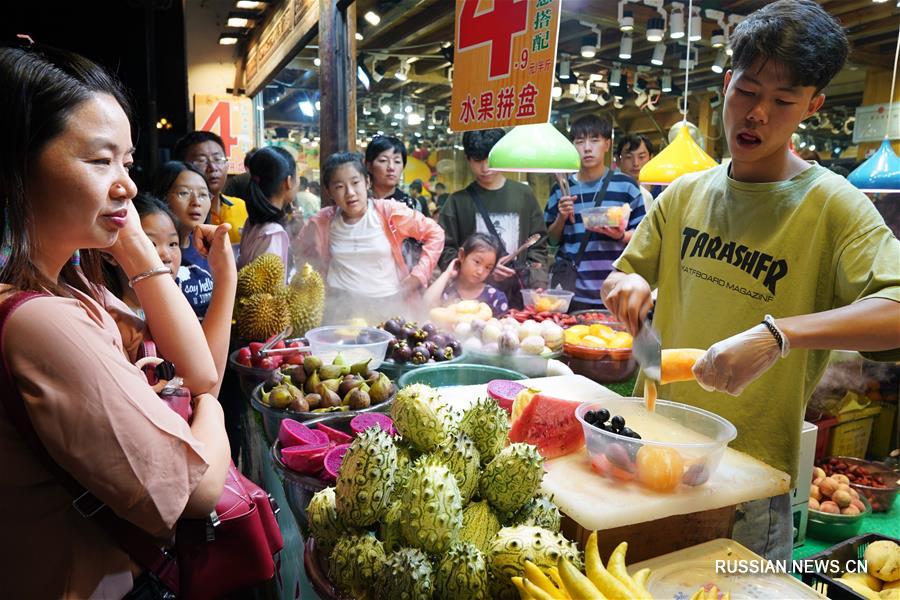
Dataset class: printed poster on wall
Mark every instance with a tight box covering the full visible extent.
[450,0,561,132]
[852,102,900,144]
[193,94,254,174]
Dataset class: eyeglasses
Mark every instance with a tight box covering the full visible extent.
[172,189,211,203]
[189,155,228,170]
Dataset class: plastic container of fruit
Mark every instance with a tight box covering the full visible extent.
[564,353,637,383]
[397,364,526,388]
[460,348,563,378]
[564,318,633,362]
[228,349,279,399]
[571,309,617,325]
[305,326,392,368]
[270,412,359,534]
[582,203,631,230]
[806,495,872,542]
[250,382,393,444]
[575,398,737,492]
[520,288,575,313]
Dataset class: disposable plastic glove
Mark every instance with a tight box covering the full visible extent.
[691,324,782,396]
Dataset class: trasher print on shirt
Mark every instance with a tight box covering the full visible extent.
[475,212,519,255]
[680,226,789,300]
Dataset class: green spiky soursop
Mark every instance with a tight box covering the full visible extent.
[381,548,434,600]
[335,427,398,527]
[434,542,490,600]
[328,532,386,600]
[391,384,454,452]
[487,526,583,600]
[307,487,356,554]
[459,397,510,464]
[480,443,544,513]
[459,500,502,554]
[400,460,463,553]
[434,432,481,504]
[508,494,562,532]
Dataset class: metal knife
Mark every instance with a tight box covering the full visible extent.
[632,306,661,383]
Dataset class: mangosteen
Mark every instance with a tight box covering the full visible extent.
[430,334,447,349]
[447,339,463,356]
[441,346,455,361]
[411,345,430,365]
[400,324,417,341]
[392,341,413,363]
[424,341,439,356]
[411,328,429,344]
[421,323,437,338]
[383,318,403,336]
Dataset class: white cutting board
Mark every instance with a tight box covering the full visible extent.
[438,375,790,531]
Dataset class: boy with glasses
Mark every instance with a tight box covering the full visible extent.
[173,131,249,248]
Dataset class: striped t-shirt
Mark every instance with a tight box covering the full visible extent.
[544,170,646,306]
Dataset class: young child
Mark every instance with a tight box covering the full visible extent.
[602,0,899,560]
[104,193,236,396]
[425,233,509,316]
[295,152,444,323]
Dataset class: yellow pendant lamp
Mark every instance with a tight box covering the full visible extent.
[639,0,717,186]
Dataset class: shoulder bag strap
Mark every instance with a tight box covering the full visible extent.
[573,169,615,265]
[468,185,508,255]
[0,292,180,593]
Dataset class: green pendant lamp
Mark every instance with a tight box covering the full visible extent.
[639,0,717,186]
[487,122,580,173]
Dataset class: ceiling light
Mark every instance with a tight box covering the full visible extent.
[610,64,622,87]
[393,112,405,120]
[619,9,634,32]
[651,42,666,65]
[725,45,734,56]
[711,28,725,48]
[380,102,391,115]
[404,105,413,113]
[390,121,398,127]
[688,7,702,41]
[219,33,240,45]
[581,35,597,58]
[798,121,807,130]
[619,34,632,59]
[395,61,409,81]
[315,100,320,110]
[364,11,380,25]
[314,57,320,67]
[669,2,685,39]
[408,113,422,126]
[355,32,364,41]
[808,144,816,151]
[552,85,562,99]
[298,100,314,117]
[661,71,672,92]
[357,65,370,90]
[236,1,264,8]
[711,49,727,74]
[227,16,252,28]
[559,56,571,81]
[646,17,665,42]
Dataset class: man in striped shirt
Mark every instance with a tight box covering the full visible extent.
[545,115,646,311]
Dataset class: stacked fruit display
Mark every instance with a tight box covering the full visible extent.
[259,353,396,412]
[234,338,306,370]
[834,539,900,599]
[564,323,633,352]
[808,466,868,516]
[454,316,564,357]
[380,317,463,366]
[506,306,577,327]
[429,300,494,328]
[306,383,573,600]
[818,457,899,512]
[233,254,325,341]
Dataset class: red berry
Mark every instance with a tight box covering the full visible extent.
[249,342,265,358]
[273,340,286,350]
[257,357,277,370]
[237,347,252,361]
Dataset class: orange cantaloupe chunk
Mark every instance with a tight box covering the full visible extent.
[660,348,706,385]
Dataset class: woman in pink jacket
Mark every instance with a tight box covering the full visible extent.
[295,152,444,323]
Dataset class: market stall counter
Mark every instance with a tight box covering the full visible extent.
[438,375,791,563]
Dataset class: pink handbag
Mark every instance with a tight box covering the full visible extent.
[0,292,283,599]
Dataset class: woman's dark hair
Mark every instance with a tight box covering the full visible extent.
[461,232,502,267]
[172,130,227,161]
[365,135,407,167]
[322,152,368,187]
[462,129,505,160]
[245,146,296,225]
[730,0,848,93]
[616,134,655,158]
[151,160,209,201]
[570,115,612,141]
[0,45,133,301]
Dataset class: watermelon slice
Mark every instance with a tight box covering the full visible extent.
[487,379,526,414]
[350,413,395,436]
[281,442,330,474]
[321,443,352,482]
[508,394,585,459]
[278,419,324,448]
[315,423,353,444]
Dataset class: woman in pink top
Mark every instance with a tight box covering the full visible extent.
[295,152,444,322]
[0,46,230,598]
[237,146,297,278]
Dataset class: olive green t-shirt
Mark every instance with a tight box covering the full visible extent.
[615,163,900,482]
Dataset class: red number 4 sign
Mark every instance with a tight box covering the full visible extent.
[457,0,529,80]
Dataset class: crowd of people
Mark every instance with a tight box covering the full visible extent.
[1,1,898,597]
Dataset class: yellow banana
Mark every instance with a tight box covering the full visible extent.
[558,557,608,600]
[608,542,650,598]
[524,561,567,600]
[524,578,563,600]
[584,533,634,599]
[512,576,534,600]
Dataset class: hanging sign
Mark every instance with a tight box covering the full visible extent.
[193,94,254,174]
[450,0,561,131]
[853,102,900,144]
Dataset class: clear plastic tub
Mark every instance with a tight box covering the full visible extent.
[582,203,632,230]
[575,398,737,492]
[305,326,392,368]
[521,288,575,313]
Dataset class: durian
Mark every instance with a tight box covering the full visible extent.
[286,263,324,336]
[236,253,285,298]
[236,292,289,341]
